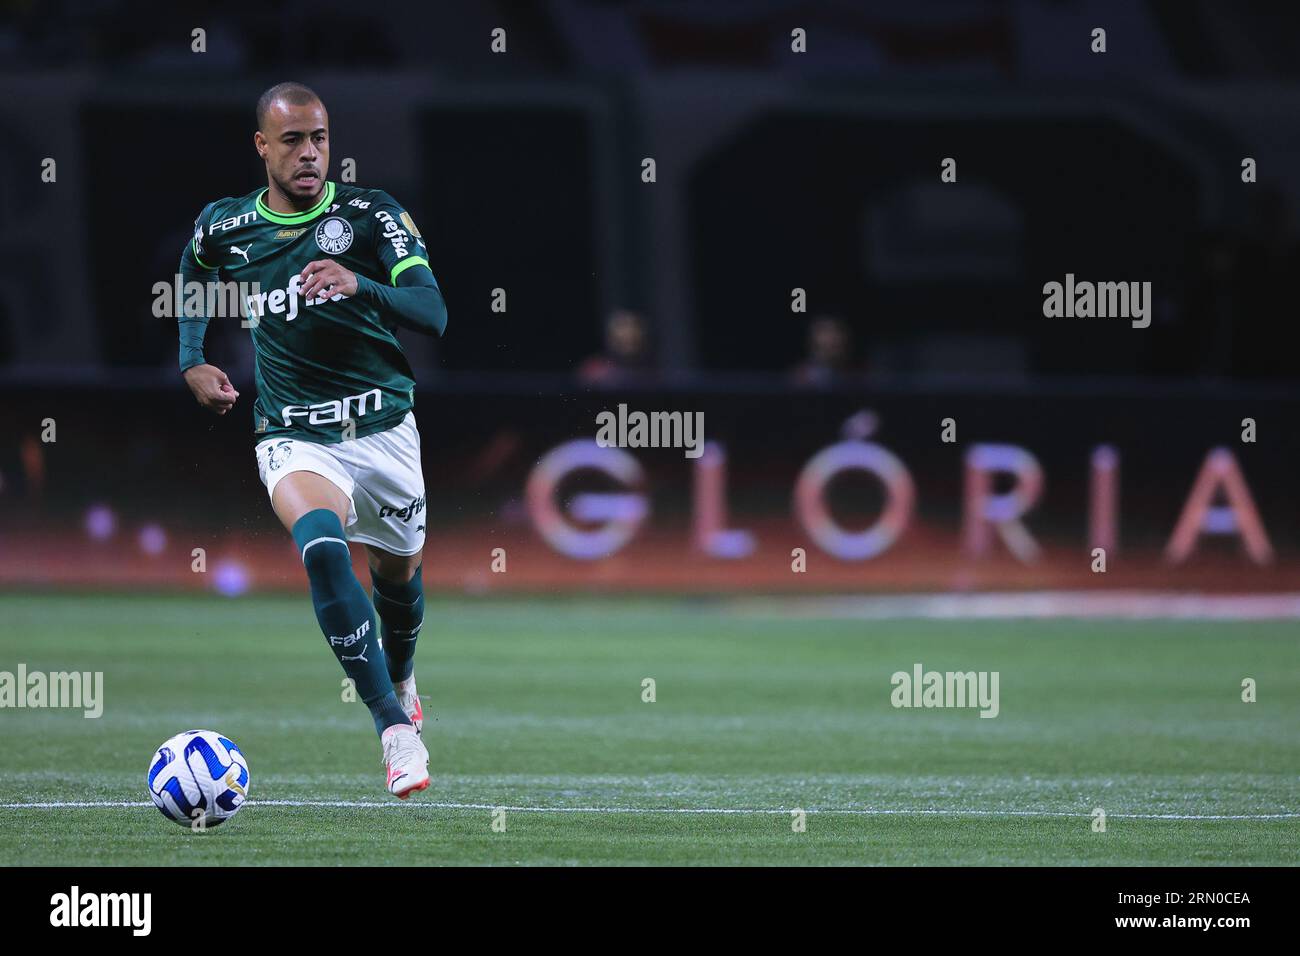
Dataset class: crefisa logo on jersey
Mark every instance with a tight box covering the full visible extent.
[315,216,353,254]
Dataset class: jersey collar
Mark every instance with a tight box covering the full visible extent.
[255,181,336,225]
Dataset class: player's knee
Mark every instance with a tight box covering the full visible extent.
[293,509,354,589]
[302,543,358,607]
[393,557,422,584]
[302,538,347,575]
[369,551,421,584]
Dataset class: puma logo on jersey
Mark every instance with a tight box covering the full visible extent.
[230,243,252,264]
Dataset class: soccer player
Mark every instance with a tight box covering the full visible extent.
[176,82,447,798]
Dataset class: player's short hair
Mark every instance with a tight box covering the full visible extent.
[256,82,323,129]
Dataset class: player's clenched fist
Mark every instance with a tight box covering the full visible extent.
[183,363,240,415]
[299,259,358,301]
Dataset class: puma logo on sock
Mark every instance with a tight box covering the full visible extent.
[340,643,370,663]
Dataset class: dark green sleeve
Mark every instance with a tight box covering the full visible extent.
[355,266,448,337]
[178,205,217,372]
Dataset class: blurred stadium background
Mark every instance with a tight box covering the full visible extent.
[1,0,1298,599]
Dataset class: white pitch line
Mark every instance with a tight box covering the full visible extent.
[1,800,1296,820]
[732,591,1300,620]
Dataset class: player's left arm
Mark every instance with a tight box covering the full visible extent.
[356,261,447,337]
[299,192,448,336]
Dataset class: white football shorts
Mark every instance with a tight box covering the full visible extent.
[255,411,427,556]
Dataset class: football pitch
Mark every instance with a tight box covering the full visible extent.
[0,592,1297,866]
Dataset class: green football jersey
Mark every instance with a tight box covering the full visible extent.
[183,181,436,444]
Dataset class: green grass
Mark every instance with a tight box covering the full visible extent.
[0,593,1297,865]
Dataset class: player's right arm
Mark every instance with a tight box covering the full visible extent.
[178,204,239,415]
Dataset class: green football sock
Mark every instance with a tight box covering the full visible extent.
[371,564,425,684]
[291,509,410,735]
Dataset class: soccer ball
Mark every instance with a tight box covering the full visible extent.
[146,729,250,828]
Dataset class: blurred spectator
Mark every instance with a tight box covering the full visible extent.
[790,315,854,386]
[577,309,653,385]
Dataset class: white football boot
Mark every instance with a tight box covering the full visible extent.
[394,675,423,735]
[381,723,429,799]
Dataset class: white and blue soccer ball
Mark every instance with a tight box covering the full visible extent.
[146,730,250,828]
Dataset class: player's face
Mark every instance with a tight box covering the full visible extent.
[256,99,330,201]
